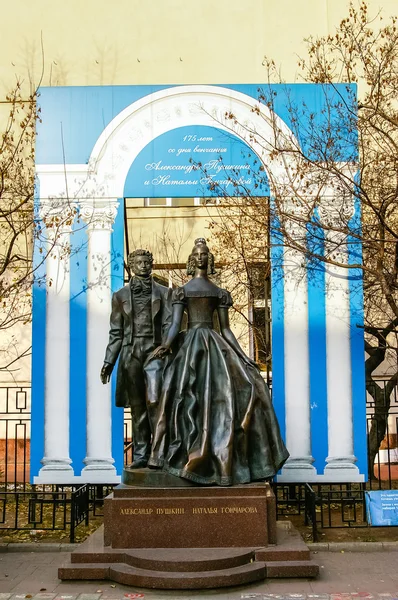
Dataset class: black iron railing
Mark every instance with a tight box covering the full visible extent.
[366,379,398,489]
[0,386,31,489]
[304,483,318,542]
[0,484,90,543]
[0,381,397,542]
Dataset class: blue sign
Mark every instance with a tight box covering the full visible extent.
[124,125,269,198]
[365,490,398,526]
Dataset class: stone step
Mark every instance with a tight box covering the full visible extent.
[265,559,319,578]
[255,545,311,562]
[59,560,267,589]
[59,563,110,580]
[71,546,256,572]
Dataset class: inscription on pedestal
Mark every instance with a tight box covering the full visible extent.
[106,493,268,548]
[119,505,259,516]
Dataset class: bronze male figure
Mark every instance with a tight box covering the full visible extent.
[100,249,172,468]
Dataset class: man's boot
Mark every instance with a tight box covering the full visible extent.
[129,405,151,468]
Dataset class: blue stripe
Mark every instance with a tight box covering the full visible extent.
[30,181,46,482]
[307,217,328,472]
[270,212,286,448]
[36,84,357,165]
[69,217,88,475]
[348,200,367,479]
[111,202,125,475]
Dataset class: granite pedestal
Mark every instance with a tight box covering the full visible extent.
[104,478,275,549]
[59,471,319,588]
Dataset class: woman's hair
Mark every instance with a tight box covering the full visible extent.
[186,238,216,276]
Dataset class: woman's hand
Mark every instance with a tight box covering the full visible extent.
[145,345,170,365]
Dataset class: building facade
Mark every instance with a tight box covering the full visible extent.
[2,0,396,483]
[32,83,366,483]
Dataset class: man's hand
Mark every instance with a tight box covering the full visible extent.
[100,363,113,384]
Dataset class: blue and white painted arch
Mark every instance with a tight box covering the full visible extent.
[32,83,367,483]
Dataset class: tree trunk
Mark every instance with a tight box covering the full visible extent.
[366,375,397,480]
[366,381,390,480]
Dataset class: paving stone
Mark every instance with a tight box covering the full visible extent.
[381,544,398,552]
[328,543,384,553]
[32,595,56,599]
[241,596,286,599]
[258,595,285,598]
[31,545,61,553]
[7,545,61,554]
[309,543,330,550]
[76,595,102,600]
[6,546,35,553]
[241,595,285,599]
[0,595,12,599]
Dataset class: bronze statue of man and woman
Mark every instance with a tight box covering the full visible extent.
[101,238,288,486]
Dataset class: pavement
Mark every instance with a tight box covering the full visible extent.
[1,545,398,600]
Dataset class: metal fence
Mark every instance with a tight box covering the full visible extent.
[273,379,398,540]
[366,379,398,489]
[274,482,370,542]
[0,484,90,543]
[0,381,397,542]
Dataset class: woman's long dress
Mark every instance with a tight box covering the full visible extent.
[148,286,289,486]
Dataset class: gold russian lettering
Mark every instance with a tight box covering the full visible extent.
[120,507,153,515]
[221,506,258,514]
[192,507,218,514]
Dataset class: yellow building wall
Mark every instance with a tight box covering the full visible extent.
[1,0,397,382]
[1,0,397,95]
[126,203,219,262]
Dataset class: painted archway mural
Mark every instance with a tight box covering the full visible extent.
[32,84,366,483]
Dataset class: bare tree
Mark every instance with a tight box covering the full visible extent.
[0,82,76,377]
[199,1,398,477]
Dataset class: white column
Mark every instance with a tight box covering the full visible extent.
[35,207,74,483]
[320,201,361,481]
[280,239,317,481]
[80,199,120,482]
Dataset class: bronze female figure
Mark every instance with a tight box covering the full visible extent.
[147,238,289,485]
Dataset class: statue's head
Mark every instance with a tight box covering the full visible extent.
[128,249,153,278]
[186,238,216,276]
